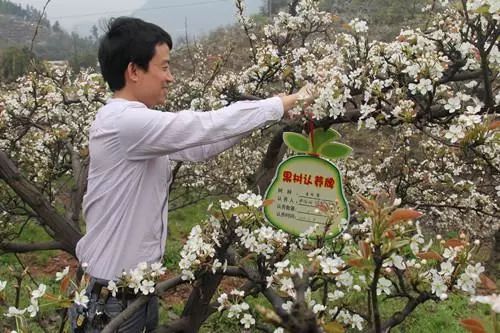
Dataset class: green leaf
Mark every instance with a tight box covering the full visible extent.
[283,132,312,153]
[312,128,341,152]
[475,5,490,16]
[391,240,410,249]
[323,321,345,333]
[318,142,352,159]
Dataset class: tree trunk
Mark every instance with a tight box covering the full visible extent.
[487,228,500,276]
[0,150,81,255]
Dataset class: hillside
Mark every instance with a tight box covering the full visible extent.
[0,0,96,62]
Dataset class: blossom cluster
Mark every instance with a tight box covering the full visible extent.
[216,289,255,329]
[3,283,46,319]
[178,220,221,280]
[109,261,167,296]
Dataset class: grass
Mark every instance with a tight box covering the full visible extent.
[198,292,493,333]
[0,219,57,267]
[164,198,212,271]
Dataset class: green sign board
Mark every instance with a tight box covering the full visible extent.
[263,155,349,238]
[263,128,352,239]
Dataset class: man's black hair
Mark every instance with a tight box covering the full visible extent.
[98,17,173,92]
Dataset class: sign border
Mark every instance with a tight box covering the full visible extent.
[263,155,350,239]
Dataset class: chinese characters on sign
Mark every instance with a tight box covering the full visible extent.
[264,156,349,238]
[282,170,336,188]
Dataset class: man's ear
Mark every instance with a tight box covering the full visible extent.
[125,62,140,83]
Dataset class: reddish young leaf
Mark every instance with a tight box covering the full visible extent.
[488,120,500,130]
[417,251,443,261]
[360,240,372,259]
[44,292,61,301]
[480,274,497,291]
[356,194,375,211]
[445,239,465,248]
[60,274,71,293]
[460,318,486,333]
[388,208,423,226]
[347,258,365,268]
[262,199,275,207]
[384,230,396,239]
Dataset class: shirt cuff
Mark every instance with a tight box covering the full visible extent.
[264,96,285,120]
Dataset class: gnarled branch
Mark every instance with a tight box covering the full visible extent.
[0,241,63,253]
[0,150,81,255]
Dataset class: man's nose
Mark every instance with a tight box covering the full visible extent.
[166,71,175,83]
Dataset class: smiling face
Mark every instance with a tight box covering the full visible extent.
[132,43,174,107]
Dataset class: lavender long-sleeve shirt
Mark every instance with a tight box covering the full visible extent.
[76,97,284,280]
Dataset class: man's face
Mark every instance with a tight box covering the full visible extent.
[136,43,174,108]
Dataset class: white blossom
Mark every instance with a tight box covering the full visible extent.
[5,306,27,317]
[377,277,392,295]
[31,284,46,299]
[240,313,255,328]
[471,294,500,313]
[107,280,118,297]
[74,289,90,308]
[349,18,369,33]
[55,266,70,281]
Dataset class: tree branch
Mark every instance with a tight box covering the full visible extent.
[102,275,185,333]
[0,241,63,253]
[0,150,81,255]
[378,292,435,332]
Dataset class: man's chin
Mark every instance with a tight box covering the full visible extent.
[154,98,167,108]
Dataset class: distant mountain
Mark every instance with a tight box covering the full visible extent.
[0,0,50,48]
[132,0,261,41]
[0,0,97,65]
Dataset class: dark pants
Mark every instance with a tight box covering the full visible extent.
[69,277,159,332]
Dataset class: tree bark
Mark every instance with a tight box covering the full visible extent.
[0,241,63,253]
[376,293,433,333]
[0,150,81,255]
[488,227,500,276]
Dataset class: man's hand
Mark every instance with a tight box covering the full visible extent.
[279,83,318,117]
[296,83,318,104]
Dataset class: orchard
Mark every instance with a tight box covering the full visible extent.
[0,0,498,332]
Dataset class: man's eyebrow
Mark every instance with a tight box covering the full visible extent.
[161,59,170,64]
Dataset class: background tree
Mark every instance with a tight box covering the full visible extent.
[52,20,62,33]
[261,0,292,16]
[0,46,35,82]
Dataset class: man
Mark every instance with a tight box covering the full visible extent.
[71,17,314,332]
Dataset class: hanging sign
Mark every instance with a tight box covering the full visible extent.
[263,128,351,239]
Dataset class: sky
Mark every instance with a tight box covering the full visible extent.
[11,0,262,38]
